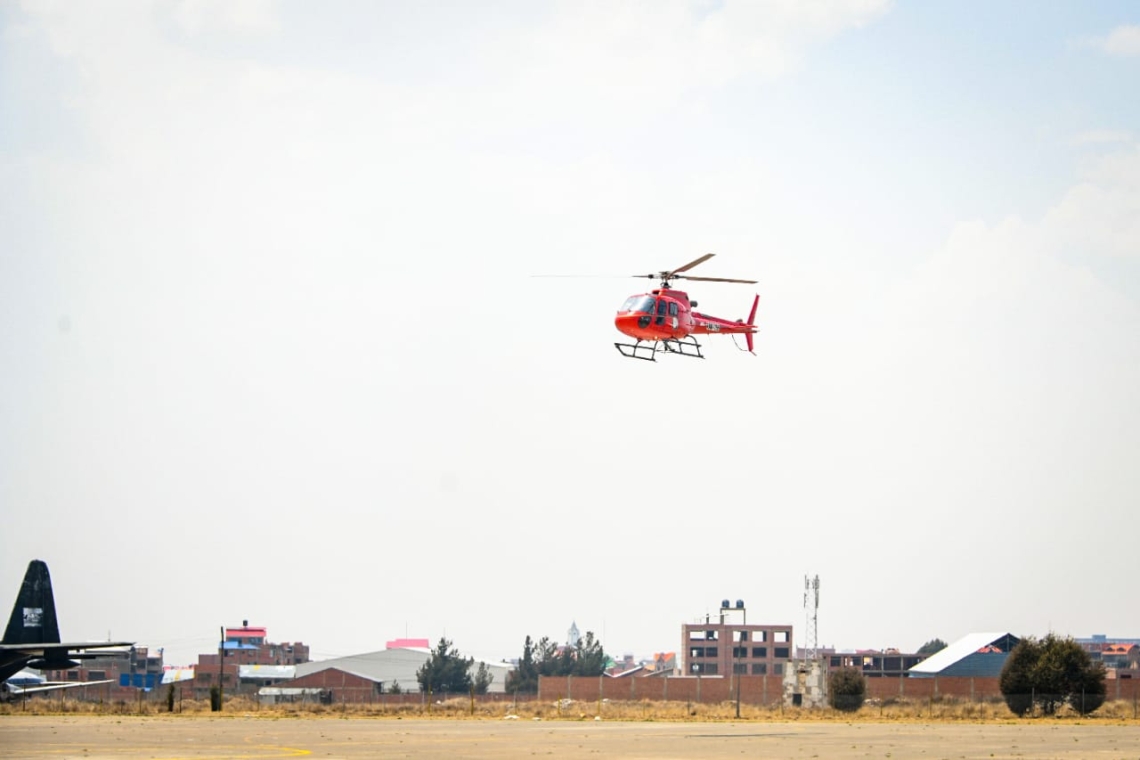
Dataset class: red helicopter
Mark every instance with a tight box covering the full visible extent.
[614,253,759,361]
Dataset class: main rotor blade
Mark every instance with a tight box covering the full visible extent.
[678,275,758,284]
[669,253,715,275]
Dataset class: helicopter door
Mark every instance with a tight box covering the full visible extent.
[668,301,679,329]
[655,298,667,326]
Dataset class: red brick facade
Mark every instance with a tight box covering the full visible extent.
[538,674,1140,705]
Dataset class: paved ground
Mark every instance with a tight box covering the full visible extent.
[2,716,1139,759]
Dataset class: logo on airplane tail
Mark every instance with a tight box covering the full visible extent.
[23,608,43,627]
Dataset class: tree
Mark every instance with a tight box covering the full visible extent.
[917,639,948,656]
[506,635,540,693]
[828,666,866,712]
[572,631,608,676]
[999,633,1106,716]
[416,637,473,696]
[473,662,494,694]
[387,680,403,694]
[507,631,609,691]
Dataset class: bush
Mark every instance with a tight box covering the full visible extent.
[828,666,865,712]
[999,633,1106,716]
[209,686,222,712]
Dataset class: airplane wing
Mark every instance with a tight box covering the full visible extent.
[7,679,114,695]
[0,641,133,655]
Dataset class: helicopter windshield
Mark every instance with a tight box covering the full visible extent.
[620,295,656,313]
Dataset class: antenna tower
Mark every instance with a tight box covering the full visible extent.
[803,574,820,661]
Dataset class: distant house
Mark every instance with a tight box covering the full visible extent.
[907,632,1020,678]
[649,652,677,675]
[1077,636,1140,674]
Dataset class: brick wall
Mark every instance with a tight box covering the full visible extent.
[540,674,1140,704]
[540,675,785,705]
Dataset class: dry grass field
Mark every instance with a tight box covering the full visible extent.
[3,694,1139,722]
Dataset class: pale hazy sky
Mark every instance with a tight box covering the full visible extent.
[2,1,1138,668]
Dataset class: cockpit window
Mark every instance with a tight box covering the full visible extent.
[620,295,656,313]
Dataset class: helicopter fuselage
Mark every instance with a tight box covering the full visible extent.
[614,288,757,343]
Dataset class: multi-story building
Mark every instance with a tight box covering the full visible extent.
[680,600,793,677]
[194,621,309,698]
[826,648,927,677]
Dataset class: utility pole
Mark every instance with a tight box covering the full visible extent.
[218,625,224,711]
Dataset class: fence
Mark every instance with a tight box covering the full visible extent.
[537,674,1140,706]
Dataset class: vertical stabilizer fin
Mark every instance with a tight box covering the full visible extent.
[3,560,61,646]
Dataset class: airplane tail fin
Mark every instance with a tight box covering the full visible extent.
[745,294,759,354]
[4,560,61,646]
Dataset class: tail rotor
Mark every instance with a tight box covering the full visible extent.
[745,295,759,354]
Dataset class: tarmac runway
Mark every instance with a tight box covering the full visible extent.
[2,715,1139,759]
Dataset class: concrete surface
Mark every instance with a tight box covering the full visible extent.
[2,715,1139,759]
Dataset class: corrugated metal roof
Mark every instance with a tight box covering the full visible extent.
[908,632,1018,675]
[238,665,296,679]
[293,648,513,693]
[161,668,195,684]
[258,687,324,696]
[606,666,645,678]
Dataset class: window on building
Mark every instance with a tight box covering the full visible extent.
[733,646,747,659]
[830,656,841,667]
[87,671,106,681]
[775,647,789,659]
[733,630,748,642]
[774,631,789,643]
[754,630,767,642]
[690,647,704,659]
[752,663,767,675]
[66,671,79,681]
[705,630,719,640]
[773,663,784,676]
[704,664,718,675]
[733,663,747,674]
[704,647,718,659]
[752,647,767,658]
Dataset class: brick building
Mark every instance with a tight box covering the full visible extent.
[825,648,926,676]
[680,600,794,678]
[194,621,309,698]
[41,645,162,701]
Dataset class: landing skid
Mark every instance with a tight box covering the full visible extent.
[614,337,705,361]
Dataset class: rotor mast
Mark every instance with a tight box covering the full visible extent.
[634,253,757,289]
